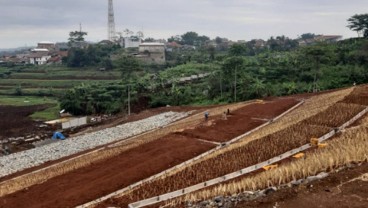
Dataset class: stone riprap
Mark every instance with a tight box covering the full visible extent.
[0,111,187,178]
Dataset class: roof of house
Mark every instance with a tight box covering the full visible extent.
[58,51,68,57]
[29,52,50,58]
[166,42,182,47]
[31,48,49,52]
[48,56,61,63]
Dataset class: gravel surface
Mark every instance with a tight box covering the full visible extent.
[0,111,188,178]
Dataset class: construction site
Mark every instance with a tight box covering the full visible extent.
[0,85,367,208]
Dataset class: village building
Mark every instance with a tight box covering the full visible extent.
[29,51,51,65]
[37,41,55,51]
[122,37,142,48]
[136,42,166,64]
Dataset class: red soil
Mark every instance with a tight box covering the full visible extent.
[180,98,299,142]
[0,135,215,208]
[0,105,54,140]
[0,97,299,208]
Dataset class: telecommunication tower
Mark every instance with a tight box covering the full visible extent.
[108,0,116,41]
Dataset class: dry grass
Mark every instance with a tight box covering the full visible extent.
[186,88,354,167]
[302,102,365,127]
[171,124,368,205]
[342,85,368,106]
[108,90,363,205]
[105,87,366,206]
[112,123,330,205]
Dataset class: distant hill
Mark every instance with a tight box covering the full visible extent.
[0,46,35,56]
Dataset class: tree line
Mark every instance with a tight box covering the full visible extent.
[59,14,368,115]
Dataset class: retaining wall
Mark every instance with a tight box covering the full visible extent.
[62,117,87,129]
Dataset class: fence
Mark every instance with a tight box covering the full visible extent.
[128,106,368,208]
[62,117,87,129]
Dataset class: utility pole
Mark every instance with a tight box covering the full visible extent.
[128,85,131,115]
[220,72,223,99]
[234,66,237,102]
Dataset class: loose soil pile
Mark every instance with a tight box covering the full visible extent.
[0,105,52,140]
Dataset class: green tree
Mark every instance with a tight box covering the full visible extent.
[115,55,141,81]
[15,85,23,96]
[300,43,336,92]
[181,31,199,45]
[68,31,88,46]
[250,78,266,98]
[347,14,368,38]
[300,33,316,40]
[229,44,247,56]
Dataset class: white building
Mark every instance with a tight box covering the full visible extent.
[29,52,51,65]
[123,37,142,48]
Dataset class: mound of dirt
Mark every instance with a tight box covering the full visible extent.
[0,105,55,141]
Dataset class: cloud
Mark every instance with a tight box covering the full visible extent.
[0,0,367,48]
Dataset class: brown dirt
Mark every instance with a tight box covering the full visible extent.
[0,135,215,208]
[234,163,368,208]
[0,105,54,140]
[179,98,298,142]
[0,98,300,208]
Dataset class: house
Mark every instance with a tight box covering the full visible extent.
[254,39,266,48]
[29,52,51,65]
[136,43,166,64]
[165,41,182,52]
[98,40,115,46]
[37,41,55,51]
[123,37,142,48]
[47,56,62,64]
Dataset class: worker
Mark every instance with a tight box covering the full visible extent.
[222,111,227,120]
[204,111,209,121]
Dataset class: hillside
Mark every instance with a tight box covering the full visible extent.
[0,85,366,208]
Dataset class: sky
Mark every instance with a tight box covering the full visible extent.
[0,0,367,48]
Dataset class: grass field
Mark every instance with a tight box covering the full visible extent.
[0,95,59,120]
[0,66,123,119]
[0,66,122,97]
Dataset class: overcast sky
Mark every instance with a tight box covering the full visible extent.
[0,0,367,48]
